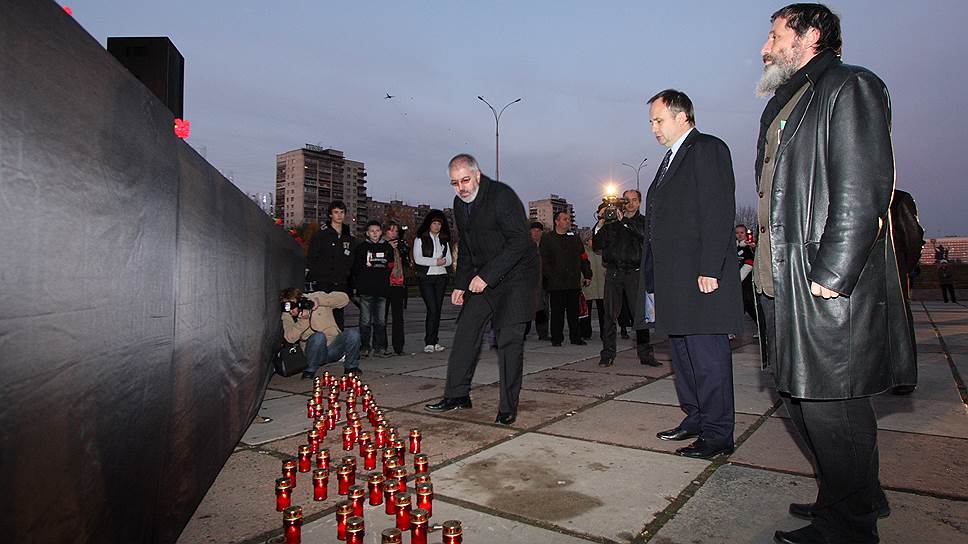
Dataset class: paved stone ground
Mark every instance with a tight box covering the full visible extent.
[178,296,968,543]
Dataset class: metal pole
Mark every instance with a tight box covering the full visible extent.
[621,156,649,193]
[478,96,521,181]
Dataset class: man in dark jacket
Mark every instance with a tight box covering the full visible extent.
[306,200,355,328]
[593,190,657,366]
[754,5,916,543]
[541,211,592,346]
[642,89,742,461]
[425,154,538,425]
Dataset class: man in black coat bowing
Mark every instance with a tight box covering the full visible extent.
[425,154,538,425]
[642,89,743,459]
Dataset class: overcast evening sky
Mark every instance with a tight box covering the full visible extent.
[69,0,967,236]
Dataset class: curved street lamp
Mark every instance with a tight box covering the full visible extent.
[478,96,522,181]
[621,156,649,193]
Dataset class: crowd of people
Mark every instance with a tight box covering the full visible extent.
[276,4,922,542]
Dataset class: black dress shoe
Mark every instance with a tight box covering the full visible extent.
[424,396,472,412]
[571,339,587,346]
[301,371,315,380]
[551,341,562,347]
[656,427,699,441]
[774,524,828,544]
[675,438,734,459]
[640,354,662,367]
[495,412,517,425]
[789,501,891,521]
[598,356,614,367]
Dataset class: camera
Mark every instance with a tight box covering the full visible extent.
[598,194,629,222]
[281,297,314,313]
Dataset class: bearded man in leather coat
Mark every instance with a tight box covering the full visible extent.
[753,4,916,544]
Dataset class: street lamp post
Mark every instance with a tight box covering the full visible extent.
[477,96,521,181]
[621,156,649,193]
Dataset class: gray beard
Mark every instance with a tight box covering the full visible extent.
[458,188,479,203]
[756,62,799,97]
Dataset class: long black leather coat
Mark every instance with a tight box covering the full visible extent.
[756,56,917,399]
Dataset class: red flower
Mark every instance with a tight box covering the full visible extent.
[275,218,283,225]
[173,118,191,139]
[295,236,304,244]
[63,6,73,15]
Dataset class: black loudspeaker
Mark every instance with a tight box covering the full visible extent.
[107,36,184,118]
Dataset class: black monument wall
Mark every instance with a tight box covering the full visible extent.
[0,1,303,542]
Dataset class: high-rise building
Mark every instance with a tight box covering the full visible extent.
[275,145,368,232]
[248,192,273,217]
[529,194,575,231]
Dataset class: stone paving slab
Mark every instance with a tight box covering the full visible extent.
[177,450,336,544]
[241,395,320,446]
[540,400,760,454]
[428,433,709,542]
[402,385,600,430]
[301,497,596,543]
[355,353,446,375]
[263,388,293,401]
[522,368,653,398]
[267,373,315,394]
[731,417,968,499]
[872,395,968,438]
[407,354,501,384]
[560,349,672,378]
[951,353,968,384]
[359,373,446,408]
[615,378,780,416]
[648,463,968,544]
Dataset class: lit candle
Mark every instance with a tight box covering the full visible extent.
[410,508,429,544]
[442,520,463,544]
[322,371,332,387]
[375,425,388,448]
[384,457,401,479]
[312,469,328,501]
[409,429,422,454]
[348,485,366,517]
[337,464,353,495]
[358,431,371,456]
[345,516,365,544]
[341,456,357,480]
[362,392,373,412]
[413,453,429,475]
[275,477,293,511]
[384,478,401,515]
[326,408,337,431]
[342,426,355,451]
[339,374,349,392]
[415,482,433,517]
[297,445,312,473]
[335,502,353,541]
[391,466,408,494]
[282,458,298,488]
[363,443,378,470]
[392,439,406,465]
[368,473,385,505]
[414,473,432,486]
[394,493,412,531]
[380,527,403,544]
[282,505,303,544]
[315,448,331,471]
[307,398,316,418]
[308,429,321,453]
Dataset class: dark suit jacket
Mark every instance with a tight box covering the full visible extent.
[641,128,742,336]
[453,175,538,327]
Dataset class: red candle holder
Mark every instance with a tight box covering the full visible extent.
[394,493,412,531]
[283,505,303,544]
[384,457,401,479]
[341,456,357,476]
[313,403,323,420]
[353,377,363,396]
[375,425,388,448]
[312,389,323,405]
[392,439,406,465]
[387,426,400,443]
[339,375,349,392]
[346,516,365,544]
[442,520,463,544]
[312,469,328,501]
[345,396,355,414]
[297,446,312,473]
[362,392,373,412]
[391,466,408,494]
[414,473,432,486]
[326,408,337,431]
[381,527,403,543]
[413,453,429,475]
[315,448,331,471]
[348,485,366,517]
[335,502,353,541]
[337,464,354,495]
[416,482,433,517]
[342,426,355,451]
[275,477,293,511]
[352,420,363,443]
[410,508,429,544]
[322,371,332,387]
[307,398,316,419]
[282,458,298,488]
[384,478,401,515]
[409,429,422,454]
[308,429,321,453]
[358,431,371,455]
[363,443,378,470]
[368,473,385,505]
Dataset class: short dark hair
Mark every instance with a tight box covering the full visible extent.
[735,224,748,231]
[327,200,347,216]
[553,210,570,222]
[647,89,695,126]
[772,3,842,55]
[530,221,544,231]
[623,189,642,201]
[365,219,382,229]
[280,287,302,302]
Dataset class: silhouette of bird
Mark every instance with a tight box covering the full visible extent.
[385,92,395,99]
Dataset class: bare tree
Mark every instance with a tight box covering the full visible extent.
[735,204,758,233]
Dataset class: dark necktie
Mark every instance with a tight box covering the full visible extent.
[657,149,673,184]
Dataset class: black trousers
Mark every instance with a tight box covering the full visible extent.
[941,284,957,303]
[385,285,406,353]
[760,295,885,542]
[579,298,605,339]
[444,294,526,415]
[668,334,735,446]
[741,275,758,323]
[524,308,548,339]
[548,289,581,343]
[418,274,447,345]
[601,268,651,360]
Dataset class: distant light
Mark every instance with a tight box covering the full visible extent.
[604,183,617,196]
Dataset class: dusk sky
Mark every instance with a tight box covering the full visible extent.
[70,0,967,236]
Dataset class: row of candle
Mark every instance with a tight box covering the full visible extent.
[273,372,462,543]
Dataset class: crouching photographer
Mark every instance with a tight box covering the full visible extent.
[280,287,362,379]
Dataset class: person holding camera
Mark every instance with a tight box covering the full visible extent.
[592,189,658,367]
[280,287,362,379]
[383,220,409,355]
[351,220,393,357]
